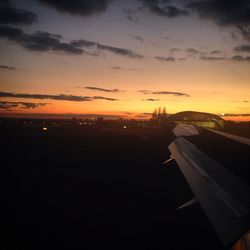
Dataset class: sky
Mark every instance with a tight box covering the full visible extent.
[0,0,250,120]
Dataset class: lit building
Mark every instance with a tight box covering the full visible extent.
[167,111,224,129]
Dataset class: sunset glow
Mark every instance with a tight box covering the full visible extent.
[0,0,250,121]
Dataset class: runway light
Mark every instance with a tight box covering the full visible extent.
[42,127,48,131]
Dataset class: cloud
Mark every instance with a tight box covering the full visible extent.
[70,39,96,47]
[0,25,84,55]
[187,0,250,41]
[85,86,124,93]
[140,0,189,18]
[0,26,143,58]
[0,65,16,70]
[0,101,48,110]
[200,56,227,61]
[151,5,189,18]
[222,113,250,117]
[130,34,144,43]
[231,100,249,103]
[121,112,134,115]
[186,48,201,55]
[155,56,176,62]
[92,96,118,101]
[71,38,143,58]
[98,44,143,58]
[234,45,250,53]
[0,25,24,41]
[122,8,140,22]
[0,91,119,101]
[38,0,113,16]
[237,26,250,41]
[52,42,83,54]
[210,50,221,55]
[111,66,136,71]
[139,90,190,97]
[0,3,37,25]
[231,55,250,62]
[142,98,160,101]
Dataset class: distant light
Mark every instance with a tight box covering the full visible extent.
[221,113,225,116]
[42,127,48,131]
[123,126,127,129]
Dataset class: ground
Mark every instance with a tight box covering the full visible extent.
[1,126,225,250]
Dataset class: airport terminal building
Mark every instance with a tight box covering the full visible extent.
[167,111,224,129]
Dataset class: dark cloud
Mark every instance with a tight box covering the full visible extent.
[200,56,227,61]
[0,65,16,70]
[234,44,250,53]
[222,113,250,117]
[231,100,249,103]
[186,48,201,55]
[187,0,250,41]
[70,39,96,47]
[122,8,140,22]
[122,112,134,115]
[111,66,122,70]
[97,44,143,58]
[0,101,48,110]
[38,0,113,16]
[0,91,118,102]
[0,25,24,40]
[210,50,221,55]
[130,34,144,43]
[151,5,189,18]
[139,90,190,97]
[111,66,136,71]
[52,43,83,54]
[0,25,142,58]
[155,56,176,62]
[0,3,37,25]
[237,26,250,41]
[71,38,143,58]
[85,86,124,93]
[142,98,160,101]
[0,25,84,55]
[231,55,250,62]
[140,0,189,18]
[92,96,118,101]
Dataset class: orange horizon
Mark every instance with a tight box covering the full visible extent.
[0,110,249,122]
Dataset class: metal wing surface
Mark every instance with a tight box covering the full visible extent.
[169,137,250,247]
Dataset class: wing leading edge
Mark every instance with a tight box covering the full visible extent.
[169,137,250,247]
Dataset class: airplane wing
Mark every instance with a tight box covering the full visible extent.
[168,135,250,247]
[206,128,250,146]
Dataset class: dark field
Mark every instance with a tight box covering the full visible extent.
[1,127,223,250]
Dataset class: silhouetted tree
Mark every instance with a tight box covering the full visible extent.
[152,108,157,120]
[162,106,167,119]
[157,107,162,119]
